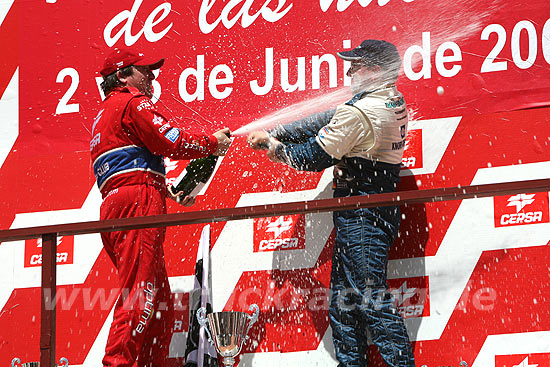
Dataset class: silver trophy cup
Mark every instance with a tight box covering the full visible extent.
[197,304,259,367]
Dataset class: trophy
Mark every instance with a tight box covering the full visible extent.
[197,304,260,367]
[11,358,68,367]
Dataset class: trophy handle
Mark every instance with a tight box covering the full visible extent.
[11,358,20,367]
[244,304,260,340]
[59,357,69,367]
[196,307,214,345]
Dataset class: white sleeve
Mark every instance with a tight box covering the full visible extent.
[315,105,374,160]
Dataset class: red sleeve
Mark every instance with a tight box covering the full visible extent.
[123,96,218,160]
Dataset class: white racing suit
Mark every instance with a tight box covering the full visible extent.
[269,86,415,367]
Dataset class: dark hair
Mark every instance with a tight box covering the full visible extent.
[100,66,134,95]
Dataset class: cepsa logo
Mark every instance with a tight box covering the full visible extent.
[401,129,423,169]
[24,236,74,268]
[253,215,306,252]
[387,276,430,319]
[495,352,550,367]
[494,192,549,228]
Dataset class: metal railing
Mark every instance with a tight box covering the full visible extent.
[1,178,549,367]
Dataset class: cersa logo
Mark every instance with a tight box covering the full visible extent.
[401,129,423,169]
[494,192,549,228]
[495,352,550,367]
[253,215,306,253]
[24,236,75,268]
[387,276,430,319]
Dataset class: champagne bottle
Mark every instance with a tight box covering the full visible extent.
[170,154,219,200]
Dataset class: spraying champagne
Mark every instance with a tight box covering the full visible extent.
[170,131,230,203]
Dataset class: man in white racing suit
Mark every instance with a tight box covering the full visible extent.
[248,39,415,367]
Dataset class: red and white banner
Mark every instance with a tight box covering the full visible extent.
[1,0,550,366]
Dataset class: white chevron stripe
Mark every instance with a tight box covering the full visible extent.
[209,169,334,311]
[401,116,461,177]
[0,68,18,169]
[0,0,13,26]
[388,161,550,341]
[472,331,550,367]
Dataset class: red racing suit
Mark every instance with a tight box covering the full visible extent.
[90,86,218,367]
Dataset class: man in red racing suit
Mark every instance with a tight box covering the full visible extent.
[90,48,231,367]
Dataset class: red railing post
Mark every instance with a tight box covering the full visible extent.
[40,233,57,367]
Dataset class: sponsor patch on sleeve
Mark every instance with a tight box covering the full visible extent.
[164,128,180,143]
[385,96,405,109]
[137,99,154,111]
[316,127,329,148]
[153,115,164,126]
[318,126,332,140]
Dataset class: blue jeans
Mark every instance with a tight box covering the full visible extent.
[329,192,415,366]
